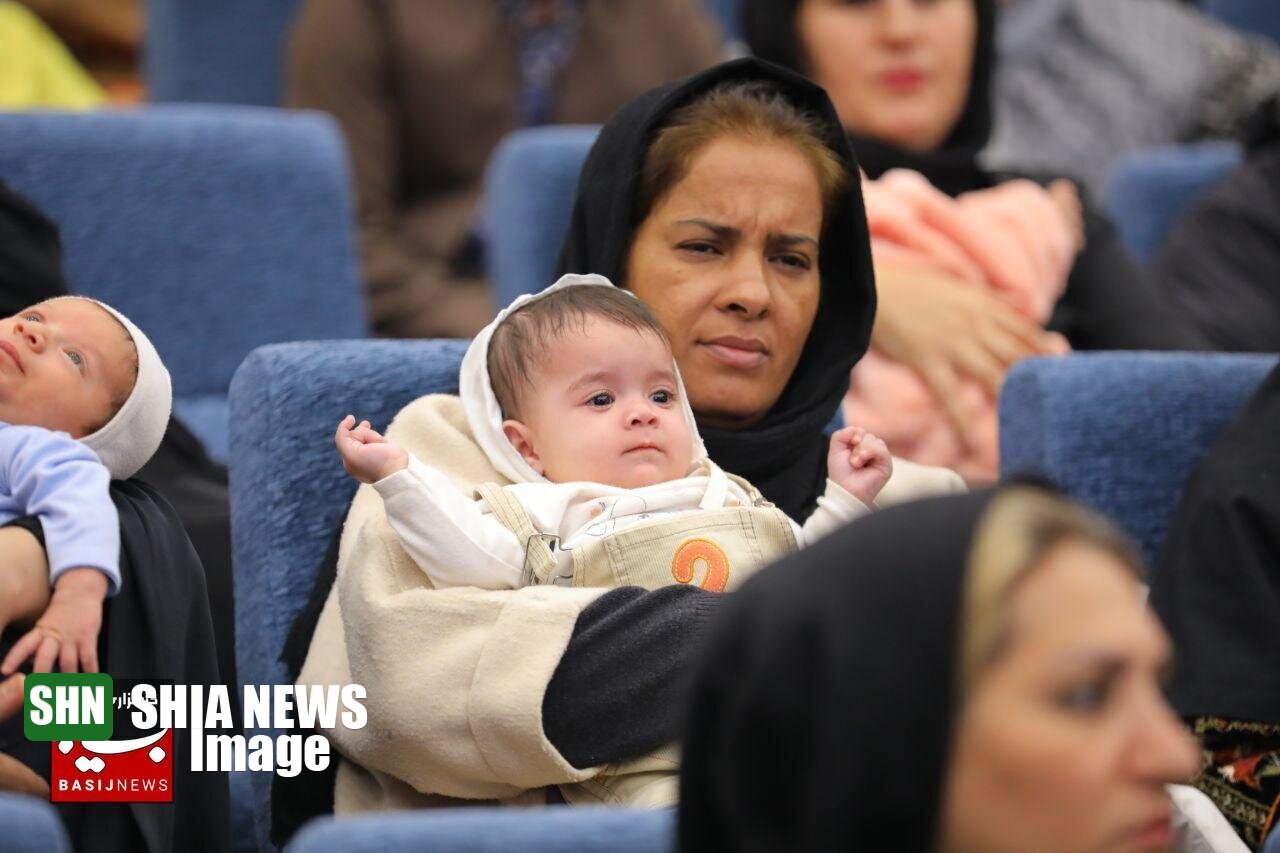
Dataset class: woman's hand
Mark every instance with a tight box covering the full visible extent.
[0,525,52,637]
[0,674,49,797]
[871,262,1065,446]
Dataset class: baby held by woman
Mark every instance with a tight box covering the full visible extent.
[0,296,170,676]
[335,275,892,807]
[337,274,891,594]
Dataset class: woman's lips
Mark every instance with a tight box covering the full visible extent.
[881,68,925,91]
[699,337,769,369]
[1129,813,1175,849]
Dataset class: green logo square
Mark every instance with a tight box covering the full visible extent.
[24,673,114,742]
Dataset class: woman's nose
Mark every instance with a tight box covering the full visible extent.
[1130,695,1201,783]
[878,0,923,45]
[717,256,772,319]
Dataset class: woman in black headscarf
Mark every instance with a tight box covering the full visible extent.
[1152,363,1280,850]
[743,0,1209,444]
[680,485,1224,852]
[279,57,949,839]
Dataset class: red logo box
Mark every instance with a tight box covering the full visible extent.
[50,729,173,802]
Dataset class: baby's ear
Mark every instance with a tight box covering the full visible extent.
[502,420,542,473]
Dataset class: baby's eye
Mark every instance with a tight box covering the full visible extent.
[22,313,40,322]
[587,392,614,407]
[65,350,83,369]
[651,389,673,405]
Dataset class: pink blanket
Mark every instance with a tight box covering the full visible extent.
[844,169,1078,483]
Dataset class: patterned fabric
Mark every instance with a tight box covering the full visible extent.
[1192,717,1280,850]
[988,0,1280,195]
[498,0,583,127]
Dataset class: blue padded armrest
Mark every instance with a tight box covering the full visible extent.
[999,352,1277,567]
[229,339,468,848]
[1103,142,1242,267]
[288,807,675,853]
[0,794,71,853]
[483,126,599,308]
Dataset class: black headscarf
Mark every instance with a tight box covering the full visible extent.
[678,489,997,851]
[556,57,877,519]
[0,180,70,314]
[1151,362,1280,722]
[743,0,1000,197]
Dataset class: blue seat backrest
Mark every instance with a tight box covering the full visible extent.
[145,0,304,105]
[0,107,366,457]
[999,352,1277,568]
[484,125,599,306]
[290,805,674,853]
[1103,141,1242,267]
[228,338,468,848]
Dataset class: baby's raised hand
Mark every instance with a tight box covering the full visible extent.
[335,414,408,484]
[1,568,106,675]
[827,425,893,506]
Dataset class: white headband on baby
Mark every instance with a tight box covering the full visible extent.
[56,297,173,481]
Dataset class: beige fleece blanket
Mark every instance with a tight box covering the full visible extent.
[299,394,965,814]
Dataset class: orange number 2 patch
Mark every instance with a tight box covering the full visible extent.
[670,538,730,593]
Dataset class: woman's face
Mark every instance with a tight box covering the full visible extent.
[797,0,976,151]
[626,135,824,429]
[940,542,1200,853]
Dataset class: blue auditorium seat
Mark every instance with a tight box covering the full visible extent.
[0,794,71,853]
[999,352,1277,568]
[1103,141,1242,267]
[484,125,599,306]
[229,339,468,850]
[146,0,304,105]
[288,806,674,853]
[0,107,366,460]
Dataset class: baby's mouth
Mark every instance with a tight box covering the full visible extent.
[0,341,23,372]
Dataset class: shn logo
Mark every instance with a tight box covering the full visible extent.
[23,674,113,742]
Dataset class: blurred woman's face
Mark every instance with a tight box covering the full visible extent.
[797,0,976,151]
[939,542,1200,853]
[626,135,823,429]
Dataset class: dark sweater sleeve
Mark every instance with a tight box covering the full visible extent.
[1049,202,1211,351]
[543,584,723,769]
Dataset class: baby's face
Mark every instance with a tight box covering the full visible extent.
[503,317,695,489]
[0,299,135,438]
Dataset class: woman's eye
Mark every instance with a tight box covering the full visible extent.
[678,241,720,256]
[773,253,812,271]
[588,393,613,407]
[651,390,673,405]
[1057,681,1109,713]
[65,350,84,368]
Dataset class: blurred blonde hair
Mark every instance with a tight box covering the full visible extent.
[959,486,1143,694]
